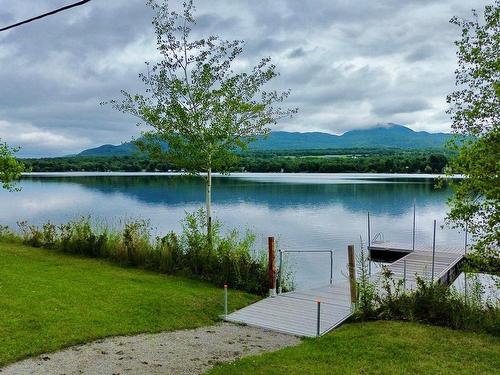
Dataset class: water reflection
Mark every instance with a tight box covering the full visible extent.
[1,173,462,287]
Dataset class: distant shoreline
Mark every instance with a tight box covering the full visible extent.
[21,171,463,179]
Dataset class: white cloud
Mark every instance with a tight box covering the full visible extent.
[0,120,91,156]
[0,0,491,155]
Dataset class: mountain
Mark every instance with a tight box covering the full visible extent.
[78,142,138,157]
[77,124,452,156]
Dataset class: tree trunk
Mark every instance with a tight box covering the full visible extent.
[206,167,212,240]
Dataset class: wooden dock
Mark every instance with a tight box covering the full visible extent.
[225,283,353,337]
[371,250,464,290]
[225,244,464,337]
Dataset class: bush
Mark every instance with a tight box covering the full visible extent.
[3,212,284,296]
[353,260,500,336]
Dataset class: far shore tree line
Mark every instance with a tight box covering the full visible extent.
[1,0,498,261]
[21,150,449,174]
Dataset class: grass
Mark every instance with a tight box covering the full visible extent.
[0,242,258,366]
[208,321,500,375]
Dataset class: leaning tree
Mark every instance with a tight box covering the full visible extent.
[446,0,499,262]
[108,0,296,236]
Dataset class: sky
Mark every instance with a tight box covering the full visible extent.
[0,0,490,157]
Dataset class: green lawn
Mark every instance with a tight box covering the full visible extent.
[0,242,258,366]
[209,321,500,375]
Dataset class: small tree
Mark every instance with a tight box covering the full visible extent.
[0,139,24,191]
[108,0,296,235]
[446,1,499,260]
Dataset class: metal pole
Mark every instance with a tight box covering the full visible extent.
[463,221,468,303]
[431,220,436,283]
[368,255,372,276]
[464,272,468,305]
[412,201,416,251]
[278,250,283,294]
[316,300,321,337]
[403,259,407,290]
[367,212,371,247]
[329,250,333,285]
[464,222,468,255]
[224,284,228,318]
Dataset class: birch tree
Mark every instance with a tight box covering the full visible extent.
[108,0,296,236]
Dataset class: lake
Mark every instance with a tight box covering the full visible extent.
[1,173,469,288]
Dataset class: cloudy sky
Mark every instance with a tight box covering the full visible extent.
[0,0,489,157]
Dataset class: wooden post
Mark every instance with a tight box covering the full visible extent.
[348,245,357,306]
[268,237,276,297]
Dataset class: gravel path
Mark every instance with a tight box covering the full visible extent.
[0,323,299,375]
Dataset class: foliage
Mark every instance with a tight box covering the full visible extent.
[0,139,24,191]
[353,269,500,336]
[21,149,450,174]
[0,241,256,366]
[355,238,377,319]
[208,321,500,375]
[106,0,295,233]
[4,213,285,295]
[446,1,499,259]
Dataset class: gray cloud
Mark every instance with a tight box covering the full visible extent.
[0,0,490,156]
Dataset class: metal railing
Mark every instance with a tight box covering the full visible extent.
[371,232,385,244]
[277,249,334,294]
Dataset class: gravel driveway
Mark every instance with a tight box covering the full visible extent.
[0,323,299,375]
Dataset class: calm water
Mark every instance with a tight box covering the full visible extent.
[1,173,468,288]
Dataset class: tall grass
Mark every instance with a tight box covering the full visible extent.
[352,248,500,336]
[0,211,283,295]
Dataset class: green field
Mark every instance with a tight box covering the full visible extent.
[0,242,257,366]
[209,321,500,375]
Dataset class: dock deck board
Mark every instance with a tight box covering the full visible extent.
[225,246,464,337]
[225,283,352,337]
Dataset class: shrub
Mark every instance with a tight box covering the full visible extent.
[3,212,283,296]
[353,261,500,336]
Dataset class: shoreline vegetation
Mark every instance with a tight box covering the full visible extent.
[20,148,450,174]
[0,212,283,296]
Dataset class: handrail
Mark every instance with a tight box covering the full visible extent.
[372,232,385,244]
[280,250,333,253]
[277,249,334,293]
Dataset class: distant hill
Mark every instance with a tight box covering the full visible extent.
[78,123,452,156]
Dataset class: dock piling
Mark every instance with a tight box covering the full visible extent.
[348,245,357,307]
[329,250,333,285]
[224,284,228,318]
[367,212,371,247]
[412,201,416,251]
[316,300,321,337]
[431,220,436,283]
[464,222,468,255]
[268,237,276,297]
[403,259,407,290]
[277,249,283,294]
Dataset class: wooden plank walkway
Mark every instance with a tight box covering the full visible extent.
[225,247,464,337]
[369,241,464,254]
[225,283,352,337]
[371,250,464,290]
